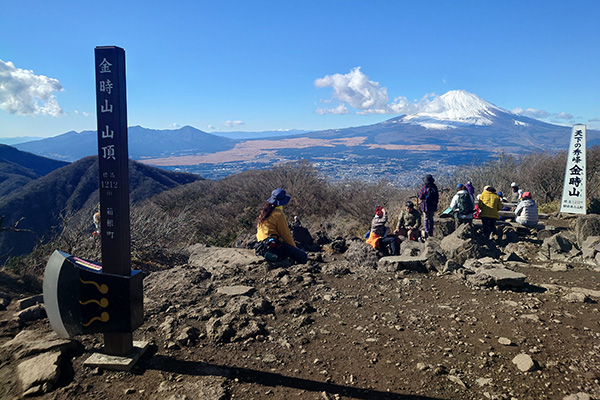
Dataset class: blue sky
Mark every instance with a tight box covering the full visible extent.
[1,0,599,139]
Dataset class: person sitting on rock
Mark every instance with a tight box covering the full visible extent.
[478,185,503,239]
[465,181,475,197]
[514,191,539,227]
[510,182,524,203]
[366,206,399,255]
[394,201,421,241]
[449,184,475,229]
[256,188,307,264]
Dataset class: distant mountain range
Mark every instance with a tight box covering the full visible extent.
[15,125,236,162]
[0,147,202,261]
[12,90,600,183]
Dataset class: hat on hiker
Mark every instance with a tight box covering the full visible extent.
[267,188,291,206]
[456,183,465,190]
[522,192,532,199]
[405,201,414,208]
[375,206,384,217]
[511,182,517,187]
[424,174,435,184]
[483,185,491,191]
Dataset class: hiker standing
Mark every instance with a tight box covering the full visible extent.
[256,188,307,264]
[514,192,539,227]
[449,184,475,229]
[478,185,502,239]
[366,206,400,255]
[394,201,421,241]
[417,174,439,239]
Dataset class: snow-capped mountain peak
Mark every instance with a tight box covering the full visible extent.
[402,90,508,129]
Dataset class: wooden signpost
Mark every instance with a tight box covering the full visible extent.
[94,45,135,355]
[43,46,144,365]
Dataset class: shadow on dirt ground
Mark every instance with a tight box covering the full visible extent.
[147,354,446,400]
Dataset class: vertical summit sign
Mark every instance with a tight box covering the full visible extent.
[95,46,133,354]
[42,47,143,364]
[560,124,587,214]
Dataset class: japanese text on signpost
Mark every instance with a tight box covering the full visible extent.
[560,124,587,214]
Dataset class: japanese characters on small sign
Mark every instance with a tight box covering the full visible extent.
[94,46,131,275]
[560,124,587,214]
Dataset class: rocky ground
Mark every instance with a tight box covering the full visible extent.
[1,215,600,400]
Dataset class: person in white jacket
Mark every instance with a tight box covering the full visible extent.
[514,192,538,227]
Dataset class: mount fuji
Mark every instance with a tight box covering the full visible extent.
[299,89,598,154]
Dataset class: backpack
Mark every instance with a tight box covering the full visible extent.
[457,192,474,214]
[424,185,439,210]
[254,236,284,261]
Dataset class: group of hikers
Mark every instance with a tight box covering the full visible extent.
[253,176,539,263]
[365,176,539,255]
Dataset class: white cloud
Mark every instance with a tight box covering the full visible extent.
[512,107,576,123]
[225,120,245,128]
[315,67,389,114]
[169,122,180,129]
[207,125,217,130]
[554,112,573,120]
[316,104,348,115]
[0,59,63,116]
[512,107,551,119]
[74,110,90,117]
[314,67,447,116]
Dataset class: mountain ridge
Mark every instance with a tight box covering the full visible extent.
[11,90,600,182]
[0,157,202,261]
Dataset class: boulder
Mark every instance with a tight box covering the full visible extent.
[537,225,556,241]
[581,236,600,261]
[432,218,455,238]
[539,232,576,260]
[442,260,463,273]
[563,393,591,400]
[2,330,79,360]
[216,285,255,297]
[423,238,447,272]
[467,267,527,290]
[330,237,348,253]
[501,226,520,244]
[512,353,536,372]
[188,244,262,275]
[573,214,600,245]
[14,304,46,322]
[377,256,428,273]
[344,239,379,270]
[441,224,500,264]
[17,294,44,310]
[399,239,425,257]
[17,351,62,395]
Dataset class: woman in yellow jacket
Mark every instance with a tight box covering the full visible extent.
[478,185,503,239]
[256,188,308,264]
